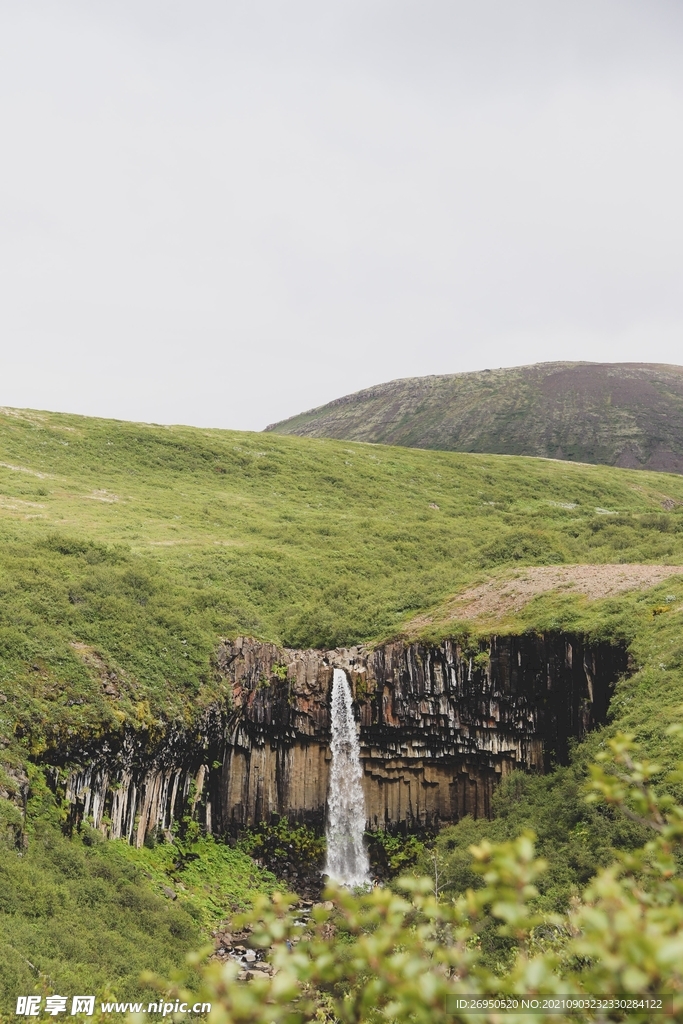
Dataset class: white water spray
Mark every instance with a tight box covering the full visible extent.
[324,668,370,887]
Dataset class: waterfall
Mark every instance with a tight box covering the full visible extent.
[324,668,370,887]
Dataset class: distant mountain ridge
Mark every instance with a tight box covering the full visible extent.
[265,361,683,473]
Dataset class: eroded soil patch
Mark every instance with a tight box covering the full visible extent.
[409,564,683,629]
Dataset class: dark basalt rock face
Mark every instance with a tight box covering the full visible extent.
[57,633,629,845]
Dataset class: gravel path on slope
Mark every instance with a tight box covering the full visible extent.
[412,564,683,627]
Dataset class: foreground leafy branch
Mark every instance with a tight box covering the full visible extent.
[150,735,683,1023]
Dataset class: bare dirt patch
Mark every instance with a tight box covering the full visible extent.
[70,641,121,697]
[85,490,119,502]
[410,564,683,630]
[0,461,51,479]
[0,496,44,509]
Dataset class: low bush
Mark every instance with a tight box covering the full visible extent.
[238,818,325,880]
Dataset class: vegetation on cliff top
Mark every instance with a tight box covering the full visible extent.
[266,361,683,474]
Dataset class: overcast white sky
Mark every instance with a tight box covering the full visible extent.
[1,1,682,430]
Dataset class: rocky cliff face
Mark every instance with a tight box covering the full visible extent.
[58,633,628,845]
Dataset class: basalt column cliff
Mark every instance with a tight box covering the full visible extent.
[62,634,629,842]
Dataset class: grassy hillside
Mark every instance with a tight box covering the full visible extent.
[2,405,683,1005]
[1,404,683,747]
[2,405,683,749]
[266,361,683,474]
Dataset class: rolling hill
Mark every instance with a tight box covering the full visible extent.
[266,361,683,473]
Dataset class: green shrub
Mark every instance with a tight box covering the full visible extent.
[238,818,325,877]
[365,829,426,879]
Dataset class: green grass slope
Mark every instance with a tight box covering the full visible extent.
[1,404,683,748]
[266,361,683,473]
[2,406,683,1004]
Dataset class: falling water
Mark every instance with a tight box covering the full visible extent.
[324,668,370,887]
